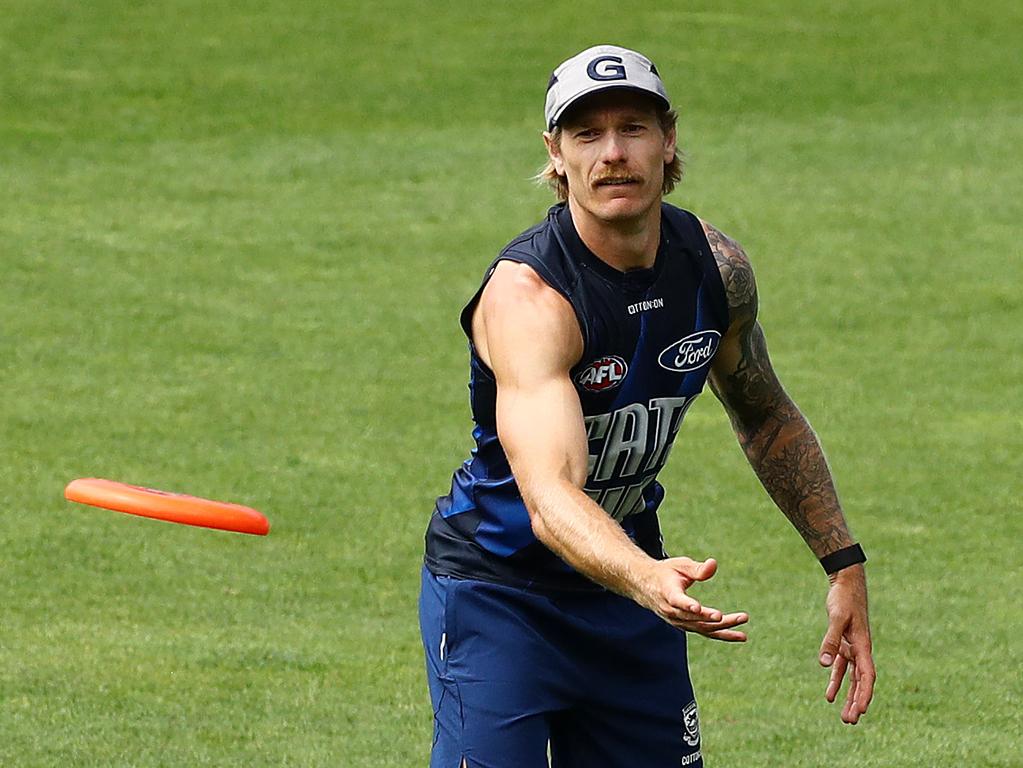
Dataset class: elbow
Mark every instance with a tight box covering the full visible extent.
[733,397,799,440]
[514,468,583,547]
[520,482,556,546]
[524,493,551,544]
[522,475,582,548]
[529,509,550,543]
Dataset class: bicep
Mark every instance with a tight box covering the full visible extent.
[497,375,589,491]
[477,263,588,491]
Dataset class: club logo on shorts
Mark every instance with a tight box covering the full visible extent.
[682,701,700,748]
[576,356,628,392]
[658,330,721,373]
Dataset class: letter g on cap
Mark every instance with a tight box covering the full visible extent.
[586,55,627,81]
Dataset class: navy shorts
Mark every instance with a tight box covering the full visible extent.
[419,566,704,768]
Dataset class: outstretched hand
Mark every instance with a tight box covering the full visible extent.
[639,557,749,642]
[819,564,875,724]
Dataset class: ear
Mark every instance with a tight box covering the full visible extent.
[662,124,677,165]
[543,131,566,176]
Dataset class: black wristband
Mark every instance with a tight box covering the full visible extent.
[819,543,866,574]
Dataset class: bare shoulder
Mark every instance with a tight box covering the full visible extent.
[699,218,758,330]
[474,260,582,374]
[480,260,568,313]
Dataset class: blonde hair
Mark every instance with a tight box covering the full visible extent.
[537,108,683,201]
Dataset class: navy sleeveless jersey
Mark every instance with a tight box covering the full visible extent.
[424,202,729,590]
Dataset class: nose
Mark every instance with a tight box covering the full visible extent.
[600,133,627,164]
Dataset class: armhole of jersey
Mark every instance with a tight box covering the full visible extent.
[458,255,588,378]
[687,212,731,332]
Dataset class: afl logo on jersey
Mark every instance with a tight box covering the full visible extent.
[576,356,628,392]
[658,330,721,372]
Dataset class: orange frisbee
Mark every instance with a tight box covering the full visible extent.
[64,478,270,535]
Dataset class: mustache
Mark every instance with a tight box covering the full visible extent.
[593,173,642,186]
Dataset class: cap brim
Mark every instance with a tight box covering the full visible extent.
[549,84,670,129]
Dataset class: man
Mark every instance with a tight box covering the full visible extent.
[420,45,874,767]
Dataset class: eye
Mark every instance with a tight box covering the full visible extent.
[573,128,599,140]
[622,123,646,134]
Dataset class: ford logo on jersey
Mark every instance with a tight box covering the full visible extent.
[576,355,628,391]
[658,330,721,372]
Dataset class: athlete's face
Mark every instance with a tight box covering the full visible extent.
[545,92,676,225]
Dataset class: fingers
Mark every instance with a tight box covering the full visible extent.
[842,662,859,724]
[659,558,722,621]
[660,587,721,622]
[667,596,722,623]
[670,556,718,583]
[693,557,717,581]
[818,617,845,667]
[825,653,847,702]
[846,644,876,724]
[677,612,749,642]
[645,557,726,627]
[826,638,876,725]
[702,628,748,642]
[688,611,748,631]
[841,659,861,723]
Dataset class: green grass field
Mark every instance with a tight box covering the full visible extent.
[2,2,1021,765]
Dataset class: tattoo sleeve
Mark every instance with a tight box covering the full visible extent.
[704,223,854,558]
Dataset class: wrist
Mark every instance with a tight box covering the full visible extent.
[623,555,659,602]
[828,561,866,586]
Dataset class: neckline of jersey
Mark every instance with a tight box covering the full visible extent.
[554,203,667,293]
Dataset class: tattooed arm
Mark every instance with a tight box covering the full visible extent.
[703,223,850,556]
[701,220,875,725]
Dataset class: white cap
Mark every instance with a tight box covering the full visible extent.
[544,45,671,130]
